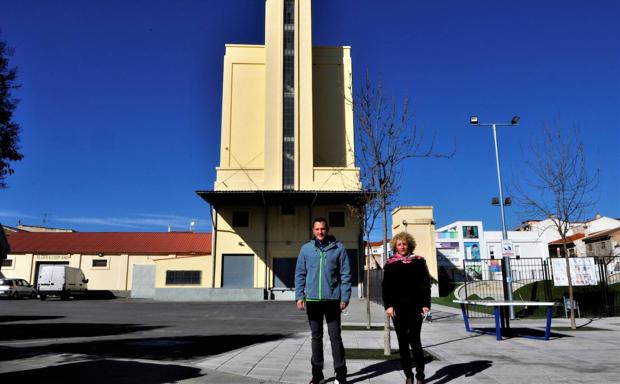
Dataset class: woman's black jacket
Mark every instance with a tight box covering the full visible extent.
[382,256,431,310]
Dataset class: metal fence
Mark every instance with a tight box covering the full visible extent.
[461,256,620,318]
[573,256,620,317]
[367,268,384,306]
[363,256,620,318]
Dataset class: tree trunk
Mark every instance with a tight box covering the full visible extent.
[366,242,371,330]
[563,242,576,329]
[382,197,391,356]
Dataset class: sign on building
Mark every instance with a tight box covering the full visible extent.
[551,257,599,286]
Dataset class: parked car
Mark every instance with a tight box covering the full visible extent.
[0,278,37,299]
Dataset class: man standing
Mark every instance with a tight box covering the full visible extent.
[295,217,351,384]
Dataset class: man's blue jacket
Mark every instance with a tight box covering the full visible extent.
[295,236,352,303]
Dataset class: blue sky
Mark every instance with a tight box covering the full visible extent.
[1,0,618,234]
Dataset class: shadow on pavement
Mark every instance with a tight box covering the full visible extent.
[84,290,117,300]
[425,360,492,384]
[0,323,162,341]
[0,334,288,362]
[346,360,401,383]
[470,327,571,339]
[0,315,64,323]
[347,352,435,383]
[0,358,203,383]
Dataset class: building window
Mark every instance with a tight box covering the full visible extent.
[587,243,593,252]
[166,271,201,285]
[282,204,295,215]
[329,212,345,227]
[515,245,521,257]
[1,259,13,267]
[282,0,295,190]
[232,211,249,227]
[601,242,606,250]
[92,259,108,267]
[488,245,495,258]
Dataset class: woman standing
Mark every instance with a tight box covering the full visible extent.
[382,232,431,384]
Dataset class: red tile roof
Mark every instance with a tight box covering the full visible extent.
[6,232,211,255]
[549,233,586,245]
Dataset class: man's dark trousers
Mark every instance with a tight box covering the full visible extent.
[306,300,347,381]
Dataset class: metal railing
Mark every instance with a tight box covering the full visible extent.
[461,256,620,318]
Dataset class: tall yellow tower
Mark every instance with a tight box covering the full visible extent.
[198,0,364,300]
[213,0,358,192]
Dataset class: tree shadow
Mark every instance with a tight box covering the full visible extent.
[0,315,64,323]
[425,360,492,384]
[0,334,288,362]
[0,323,162,341]
[0,358,203,384]
[425,334,483,348]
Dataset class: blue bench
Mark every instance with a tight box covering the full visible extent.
[453,299,558,341]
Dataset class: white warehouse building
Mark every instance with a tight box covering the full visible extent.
[435,220,550,283]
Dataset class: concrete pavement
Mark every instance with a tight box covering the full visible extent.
[1,298,618,383]
[194,298,620,383]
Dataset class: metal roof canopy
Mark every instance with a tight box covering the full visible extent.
[195,190,372,208]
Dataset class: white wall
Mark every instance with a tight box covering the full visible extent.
[436,221,550,271]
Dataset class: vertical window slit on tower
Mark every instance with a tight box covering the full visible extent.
[282,0,295,190]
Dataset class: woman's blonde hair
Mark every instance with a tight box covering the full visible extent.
[391,231,417,255]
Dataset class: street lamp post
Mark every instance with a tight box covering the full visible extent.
[470,115,519,319]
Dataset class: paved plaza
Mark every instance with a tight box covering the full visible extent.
[195,300,620,384]
[0,298,618,383]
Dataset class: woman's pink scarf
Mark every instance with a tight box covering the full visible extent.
[387,253,424,265]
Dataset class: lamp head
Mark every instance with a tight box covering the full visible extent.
[511,116,520,125]
[469,116,479,125]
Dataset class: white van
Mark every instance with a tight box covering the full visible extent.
[37,265,89,300]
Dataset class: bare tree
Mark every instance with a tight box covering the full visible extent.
[513,123,598,329]
[348,185,380,330]
[353,73,454,355]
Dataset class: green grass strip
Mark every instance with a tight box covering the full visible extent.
[345,348,436,361]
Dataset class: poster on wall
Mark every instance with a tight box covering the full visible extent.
[489,259,502,273]
[551,257,599,286]
[464,242,481,260]
[463,226,479,239]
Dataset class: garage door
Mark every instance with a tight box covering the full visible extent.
[222,254,254,288]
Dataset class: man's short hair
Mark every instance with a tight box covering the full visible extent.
[312,217,329,230]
